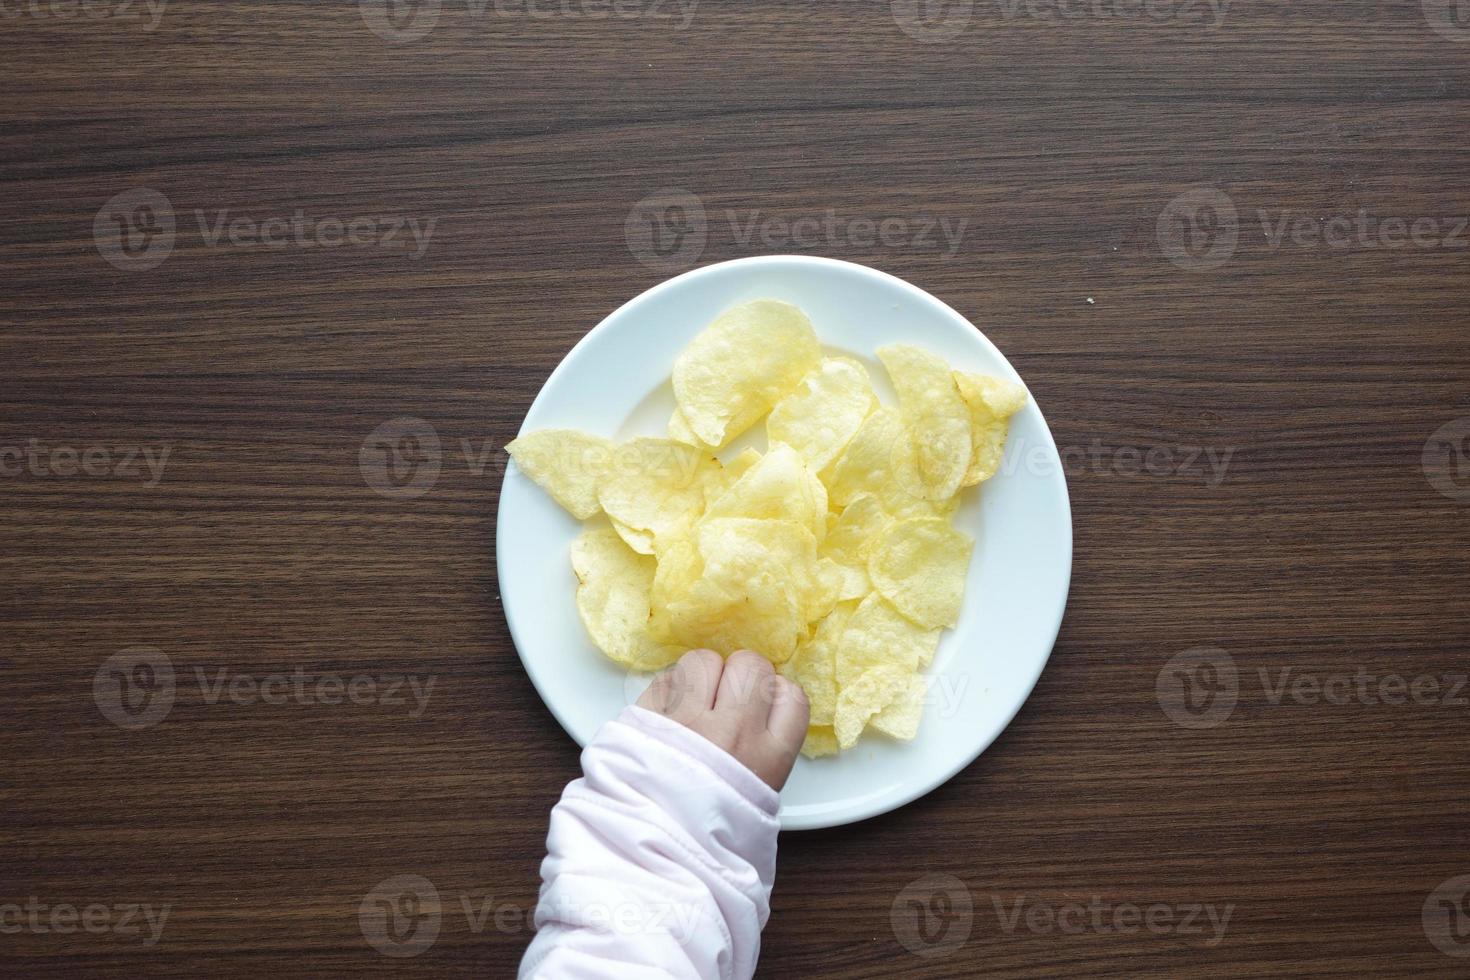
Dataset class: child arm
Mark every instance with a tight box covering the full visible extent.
[519,650,807,980]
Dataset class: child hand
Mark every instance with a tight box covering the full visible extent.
[636,649,809,792]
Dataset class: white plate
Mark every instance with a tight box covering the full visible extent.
[496,255,1072,830]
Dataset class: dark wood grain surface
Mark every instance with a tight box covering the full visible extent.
[4,1,1469,976]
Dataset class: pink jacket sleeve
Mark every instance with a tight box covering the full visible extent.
[518,706,782,980]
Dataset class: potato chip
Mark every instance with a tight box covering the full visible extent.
[690,448,763,518]
[610,517,655,555]
[834,665,910,749]
[667,406,706,448]
[869,674,929,741]
[780,599,856,725]
[825,560,869,603]
[661,518,825,664]
[672,300,821,448]
[877,345,972,502]
[822,406,902,506]
[954,371,1027,486]
[598,437,720,552]
[703,447,763,504]
[822,408,939,519]
[823,493,891,559]
[704,442,827,543]
[767,357,876,474]
[646,533,702,641]
[809,559,845,624]
[819,492,890,598]
[506,429,616,520]
[835,592,940,687]
[801,726,839,759]
[868,517,973,629]
[570,527,681,671]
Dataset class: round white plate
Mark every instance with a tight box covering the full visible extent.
[497,255,1072,830]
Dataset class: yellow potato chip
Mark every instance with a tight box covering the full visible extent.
[825,560,870,603]
[823,406,905,506]
[570,527,680,671]
[672,300,822,448]
[598,437,720,551]
[869,673,929,741]
[665,583,802,664]
[807,558,845,624]
[821,409,942,520]
[667,406,707,448]
[954,372,1027,486]
[610,517,656,555]
[506,429,616,520]
[709,447,763,495]
[767,357,877,474]
[692,448,763,515]
[780,599,856,726]
[661,518,823,664]
[835,592,940,687]
[877,345,972,502]
[819,492,891,597]
[823,493,891,559]
[646,533,702,642]
[868,517,973,629]
[834,664,910,749]
[704,442,827,543]
[800,726,839,759]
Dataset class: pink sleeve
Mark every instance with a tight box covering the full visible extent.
[518,706,781,980]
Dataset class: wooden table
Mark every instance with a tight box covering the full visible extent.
[4,1,1469,976]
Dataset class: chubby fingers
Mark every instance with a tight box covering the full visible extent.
[719,650,809,792]
[637,648,723,724]
[765,672,810,752]
[715,650,777,723]
[636,647,810,792]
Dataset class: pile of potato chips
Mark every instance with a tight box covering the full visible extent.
[507,299,1026,757]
